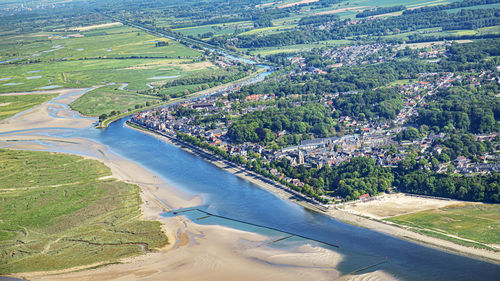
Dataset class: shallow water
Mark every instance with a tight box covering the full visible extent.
[39,85,62,89]
[32,116,498,281]
[0,58,22,64]
[3,87,499,280]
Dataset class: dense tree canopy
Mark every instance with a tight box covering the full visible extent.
[394,154,499,203]
[227,103,335,144]
[415,83,499,134]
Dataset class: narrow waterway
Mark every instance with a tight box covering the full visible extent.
[32,117,497,281]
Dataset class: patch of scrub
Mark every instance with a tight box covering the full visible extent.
[39,85,62,89]
[27,76,42,79]
[148,75,179,80]
[3,83,24,86]
[0,78,11,81]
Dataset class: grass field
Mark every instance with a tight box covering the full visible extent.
[0,25,212,93]
[70,84,160,116]
[477,25,500,36]
[0,58,189,92]
[386,203,500,251]
[445,2,500,12]
[238,25,296,36]
[246,39,352,56]
[138,0,469,45]
[0,149,167,274]
[0,94,57,121]
[0,24,224,119]
[0,25,200,63]
[172,21,254,37]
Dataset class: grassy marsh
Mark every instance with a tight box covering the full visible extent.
[0,149,167,274]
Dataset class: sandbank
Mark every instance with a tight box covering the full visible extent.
[125,124,500,264]
[0,88,98,133]
[0,90,398,280]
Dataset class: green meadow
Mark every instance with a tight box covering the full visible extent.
[70,84,160,116]
[0,94,57,121]
[173,21,254,37]
[0,25,200,63]
[246,39,352,56]
[0,149,167,274]
[0,24,212,93]
[0,58,202,92]
[386,203,500,250]
[0,24,225,117]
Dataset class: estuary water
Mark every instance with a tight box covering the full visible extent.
[41,117,499,281]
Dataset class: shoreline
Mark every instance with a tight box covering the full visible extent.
[125,121,500,265]
[1,88,365,281]
[125,121,328,212]
[97,67,266,128]
[1,137,350,281]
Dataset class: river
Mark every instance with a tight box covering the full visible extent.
[31,116,496,281]
[2,17,496,281]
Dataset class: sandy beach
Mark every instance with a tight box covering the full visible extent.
[125,123,327,212]
[328,206,500,264]
[125,123,500,265]
[0,88,401,280]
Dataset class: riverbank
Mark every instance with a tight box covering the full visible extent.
[125,122,500,265]
[96,67,266,128]
[126,121,328,213]
[1,89,383,281]
[5,137,347,281]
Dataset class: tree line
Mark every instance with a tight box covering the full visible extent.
[356,5,406,18]
[209,5,500,48]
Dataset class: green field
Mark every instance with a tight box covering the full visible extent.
[0,94,57,121]
[70,84,160,116]
[115,0,466,45]
[0,25,200,63]
[238,25,295,36]
[445,2,500,12]
[0,25,214,93]
[0,149,167,273]
[173,21,254,37]
[0,57,213,93]
[386,203,500,250]
[0,24,225,119]
[0,58,188,92]
[246,39,352,56]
